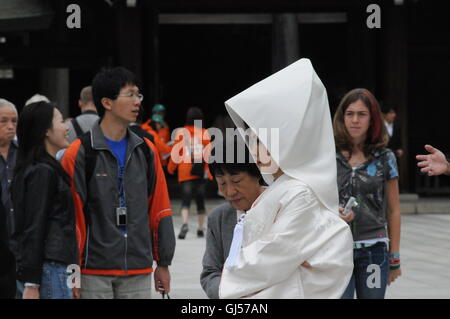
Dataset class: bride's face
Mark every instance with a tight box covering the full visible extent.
[248,130,279,174]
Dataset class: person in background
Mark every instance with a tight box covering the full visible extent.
[11,101,77,299]
[168,107,212,239]
[143,114,172,166]
[333,88,401,299]
[0,188,16,299]
[142,103,170,144]
[24,94,50,106]
[0,99,18,251]
[382,104,403,158]
[65,86,99,143]
[416,145,450,176]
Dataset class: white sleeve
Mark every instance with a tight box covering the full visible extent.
[219,192,352,299]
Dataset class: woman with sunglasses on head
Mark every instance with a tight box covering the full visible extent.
[11,101,77,299]
[333,88,401,299]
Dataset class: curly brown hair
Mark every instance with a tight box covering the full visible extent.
[333,88,388,158]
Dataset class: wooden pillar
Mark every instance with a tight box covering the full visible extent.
[346,2,378,91]
[115,3,143,84]
[272,14,300,72]
[381,4,409,192]
[141,6,159,121]
[40,68,70,118]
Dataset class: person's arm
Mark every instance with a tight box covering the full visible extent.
[61,140,87,267]
[416,144,450,176]
[386,178,402,285]
[167,131,184,175]
[144,139,175,294]
[17,165,55,286]
[200,212,224,299]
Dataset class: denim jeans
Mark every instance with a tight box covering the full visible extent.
[39,262,72,299]
[16,280,24,299]
[341,242,389,299]
[18,262,72,299]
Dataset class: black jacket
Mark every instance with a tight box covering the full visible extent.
[0,188,16,298]
[12,163,77,285]
[387,122,402,151]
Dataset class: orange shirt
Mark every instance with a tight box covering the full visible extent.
[141,119,170,143]
[141,119,172,166]
[167,126,213,183]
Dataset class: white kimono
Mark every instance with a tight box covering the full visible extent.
[219,58,354,299]
[219,174,353,299]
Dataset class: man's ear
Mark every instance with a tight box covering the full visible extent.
[78,100,83,109]
[101,97,113,112]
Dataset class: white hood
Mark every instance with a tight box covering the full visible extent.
[224,58,338,213]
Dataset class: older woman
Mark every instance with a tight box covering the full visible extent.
[219,58,353,299]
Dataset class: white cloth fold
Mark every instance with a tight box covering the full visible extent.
[224,214,245,270]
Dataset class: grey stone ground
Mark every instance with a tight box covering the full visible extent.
[167,198,450,299]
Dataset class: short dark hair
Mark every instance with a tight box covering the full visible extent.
[80,86,93,104]
[380,101,396,114]
[185,107,204,126]
[209,138,265,185]
[92,67,136,118]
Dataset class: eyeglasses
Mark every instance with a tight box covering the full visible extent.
[115,92,144,102]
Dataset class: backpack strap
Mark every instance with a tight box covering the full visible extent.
[79,131,96,186]
[71,118,84,138]
[139,138,156,197]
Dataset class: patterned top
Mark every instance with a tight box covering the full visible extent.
[336,148,398,242]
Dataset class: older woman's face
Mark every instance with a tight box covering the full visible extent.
[344,100,371,142]
[215,171,262,211]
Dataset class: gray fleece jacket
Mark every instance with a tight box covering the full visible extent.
[200,202,237,299]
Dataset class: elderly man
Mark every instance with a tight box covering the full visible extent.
[0,99,18,246]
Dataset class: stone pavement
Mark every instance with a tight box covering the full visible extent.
[168,198,450,299]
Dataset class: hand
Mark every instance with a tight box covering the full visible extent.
[154,266,171,294]
[23,286,40,299]
[388,268,402,285]
[73,287,81,299]
[395,149,404,158]
[339,207,355,223]
[416,145,449,176]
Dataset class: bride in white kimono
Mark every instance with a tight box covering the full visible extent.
[219,58,354,299]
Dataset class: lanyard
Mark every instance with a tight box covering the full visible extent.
[118,165,126,208]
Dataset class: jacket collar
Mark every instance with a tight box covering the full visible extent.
[90,120,144,152]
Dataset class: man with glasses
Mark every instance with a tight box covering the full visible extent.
[62,67,175,299]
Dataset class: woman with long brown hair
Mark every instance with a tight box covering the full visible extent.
[333,88,401,299]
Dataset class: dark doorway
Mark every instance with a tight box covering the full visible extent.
[158,24,272,131]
